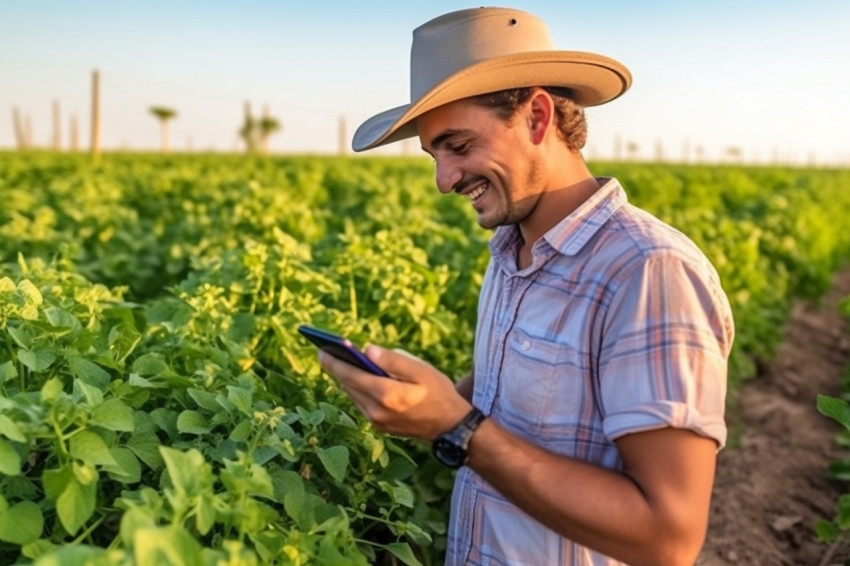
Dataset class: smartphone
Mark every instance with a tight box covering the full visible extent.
[297,325,389,377]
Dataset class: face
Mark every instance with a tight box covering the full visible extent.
[416,97,545,230]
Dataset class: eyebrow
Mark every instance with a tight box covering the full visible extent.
[422,129,467,153]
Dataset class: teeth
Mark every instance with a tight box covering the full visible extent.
[466,182,487,201]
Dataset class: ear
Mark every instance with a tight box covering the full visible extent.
[526,89,555,145]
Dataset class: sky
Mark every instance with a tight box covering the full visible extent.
[1,0,848,164]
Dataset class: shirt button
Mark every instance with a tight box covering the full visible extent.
[522,340,531,351]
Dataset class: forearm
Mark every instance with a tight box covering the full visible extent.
[466,419,709,566]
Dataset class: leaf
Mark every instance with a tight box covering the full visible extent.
[160,447,209,495]
[127,432,164,470]
[817,394,850,430]
[132,353,170,377]
[56,477,97,535]
[384,542,423,566]
[133,526,204,566]
[40,377,64,401]
[0,500,44,544]
[195,494,216,536]
[227,386,253,415]
[69,430,117,466]
[0,438,22,476]
[317,445,349,483]
[44,308,81,336]
[229,419,252,442]
[73,378,104,406]
[42,466,73,500]
[108,322,141,364]
[91,398,135,432]
[0,361,17,383]
[187,388,220,412]
[176,410,211,435]
[68,357,111,390]
[18,349,57,372]
[103,447,142,484]
[0,414,27,443]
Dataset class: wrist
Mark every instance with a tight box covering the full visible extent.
[431,406,487,469]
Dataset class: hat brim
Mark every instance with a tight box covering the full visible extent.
[352,50,632,152]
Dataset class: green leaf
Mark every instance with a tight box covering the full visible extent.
[0,414,27,443]
[70,430,117,466]
[6,325,32,349]
[817,394,850,430]
[384,542,423,566]
[176,410,211,435]
[56,477,97,535]
[73,378,104,406]
[229,419,252,442]
[21,538,58,560]
[227,386,253,415]
[40,377,65,401]
[44,308,81,335]
[161,447,209,495]
[91,398,135,432]
[42,466,73,500]
[133,526,204,566]
[103,447,142,484]
[317,445,349,482]
[132,353,169,377]
[195,494,216,536]
[68,357,111,390]
[0,438,22,476]
[0,361,17,383]
[127,432,164,470]
[108,322,141,364]
[187,388,220,412]
[0,500,44,544]
[18,349,57,372]
[119,506,156,548]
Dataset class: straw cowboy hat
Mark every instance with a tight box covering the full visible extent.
[352,6,633,152]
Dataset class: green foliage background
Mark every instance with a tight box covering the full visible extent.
[2,152,850,564]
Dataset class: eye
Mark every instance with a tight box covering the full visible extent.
[448,142,469,154]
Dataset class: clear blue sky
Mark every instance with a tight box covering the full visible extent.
[2,1,848,164]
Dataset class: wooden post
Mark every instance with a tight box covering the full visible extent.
[91,69,101,161]
[338,115,347,155]
[52,100,61,151]
[70,114,79,151]
[12,107,25,149]
[24,115,33,149]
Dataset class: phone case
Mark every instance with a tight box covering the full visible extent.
[297,325,389,377]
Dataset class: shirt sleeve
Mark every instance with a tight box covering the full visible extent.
[598,251,734,448]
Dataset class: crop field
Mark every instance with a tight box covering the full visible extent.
[2,152,850,565]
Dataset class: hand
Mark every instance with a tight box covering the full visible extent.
[318,345,472,442]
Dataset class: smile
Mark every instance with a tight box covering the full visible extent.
[466,182,488,202]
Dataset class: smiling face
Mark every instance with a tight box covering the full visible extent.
[416,96,547,231]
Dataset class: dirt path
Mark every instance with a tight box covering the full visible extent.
[698,270,850,565]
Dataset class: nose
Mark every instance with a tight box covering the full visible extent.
[434,155,462,195]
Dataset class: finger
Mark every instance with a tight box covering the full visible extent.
[363,345,428,383]
[319,350,388,397]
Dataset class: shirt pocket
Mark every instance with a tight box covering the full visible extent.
[498,327,585,432]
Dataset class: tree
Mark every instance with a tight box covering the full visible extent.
[149,106,177,153]
[258,116,281,155]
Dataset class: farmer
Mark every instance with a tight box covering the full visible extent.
[319,7,733,565]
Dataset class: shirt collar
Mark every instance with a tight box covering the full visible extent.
[489,177,627,263]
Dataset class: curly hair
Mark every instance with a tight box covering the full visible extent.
[472,87,588,152]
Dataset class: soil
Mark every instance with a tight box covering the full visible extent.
[698,269,850,566]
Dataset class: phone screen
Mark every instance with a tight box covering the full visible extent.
[297,325,389,377]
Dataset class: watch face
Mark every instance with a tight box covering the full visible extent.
[433,436,467,469]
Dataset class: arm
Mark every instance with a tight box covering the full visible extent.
[319,346,716,565]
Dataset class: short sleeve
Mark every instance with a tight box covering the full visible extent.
[598,252,734,448]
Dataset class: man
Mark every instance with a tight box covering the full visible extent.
[319,7,733,565]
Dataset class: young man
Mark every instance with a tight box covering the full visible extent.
[319,7,733,565]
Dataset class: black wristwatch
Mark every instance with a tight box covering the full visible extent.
[432,407,486,469]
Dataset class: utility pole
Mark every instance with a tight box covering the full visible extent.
[338,115,347,155]
[91,69,101,161]
[70,114,79,151]
[52,100,61,151]
[12,107,25,149]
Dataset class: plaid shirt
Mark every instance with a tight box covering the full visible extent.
[445,178,734,565]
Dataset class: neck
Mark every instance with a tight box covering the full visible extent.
[518,152,599,246]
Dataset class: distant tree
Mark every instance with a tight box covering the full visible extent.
[149,106,177,153]
[626,141,640,161]
[258,116,281,155]
[239,115,258,154]
[725,146,743,163]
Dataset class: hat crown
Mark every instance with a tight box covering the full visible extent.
[410,8,553,101]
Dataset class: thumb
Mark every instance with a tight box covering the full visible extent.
[364,344,425,383]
